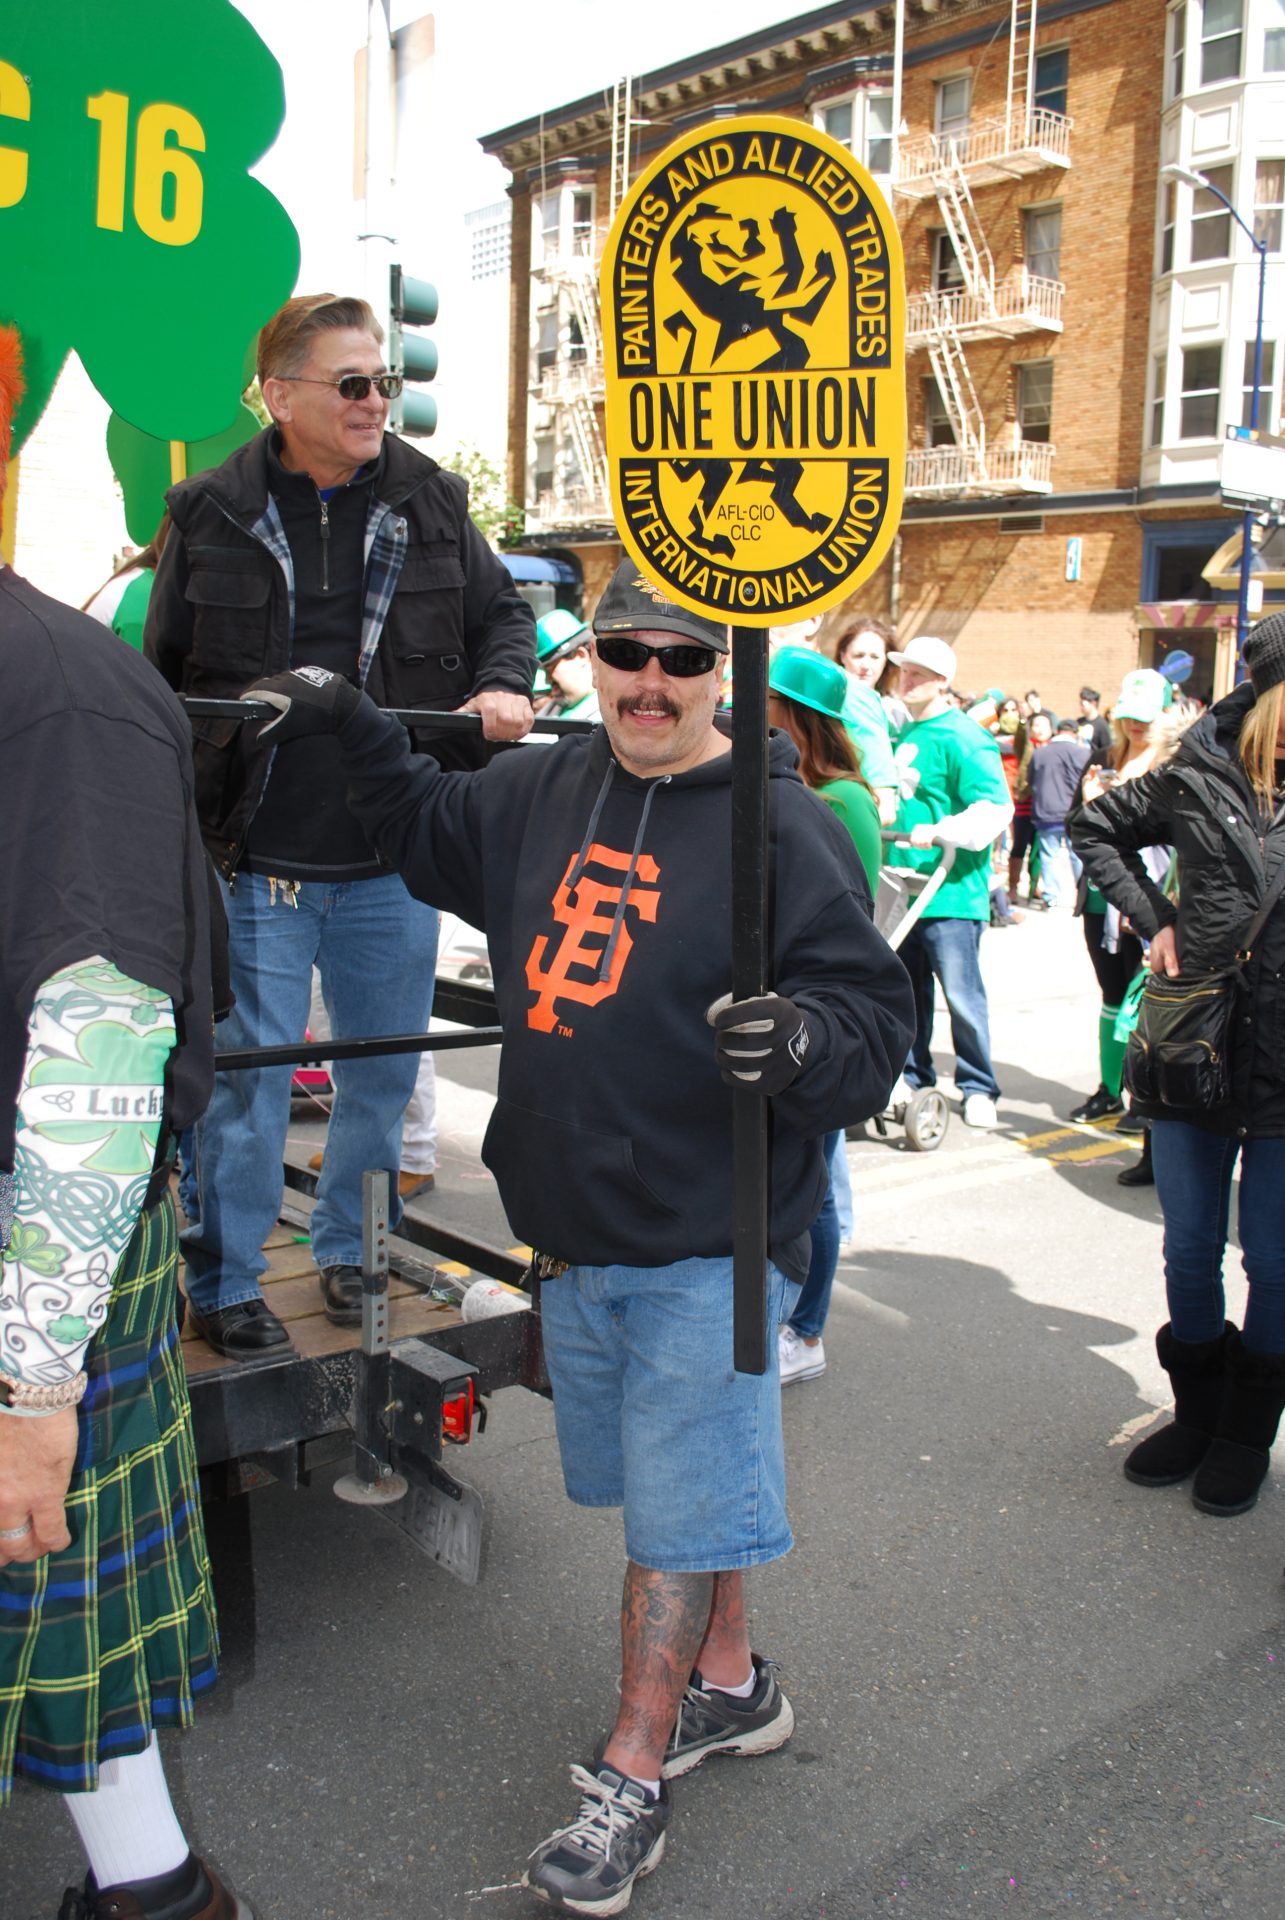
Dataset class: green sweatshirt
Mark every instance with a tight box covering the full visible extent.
[892,707,1010,921]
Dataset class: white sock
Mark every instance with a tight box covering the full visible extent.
[63,1737,190,1888]
[711,1664,757,1699]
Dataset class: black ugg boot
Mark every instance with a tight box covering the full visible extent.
[1191,1331,1285,1517]
[1116,1129,1154,1187]
[1124,1322,1233,1486]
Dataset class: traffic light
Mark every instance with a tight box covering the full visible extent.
[389,263,438,436]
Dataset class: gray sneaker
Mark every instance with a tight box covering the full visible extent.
[524,1761,670,1916]
[661,1653,795,1779]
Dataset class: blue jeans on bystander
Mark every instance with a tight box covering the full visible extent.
[1151,1120,1285,1353]
[900,916,1000,1101]
[787,1131,842,1340]
[181,870,438,1313]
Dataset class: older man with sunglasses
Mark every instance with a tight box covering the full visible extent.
[243,557,913,1916]
[145,293,535,1357]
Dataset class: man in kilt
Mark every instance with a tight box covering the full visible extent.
[0,328,251,1916]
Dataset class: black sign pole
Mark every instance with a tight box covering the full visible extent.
[730,623,769,1377]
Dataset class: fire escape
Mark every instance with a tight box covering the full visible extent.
[896,2,1072,498]
[527,79,635,531]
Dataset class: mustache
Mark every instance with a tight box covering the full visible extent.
[618,693,680,719]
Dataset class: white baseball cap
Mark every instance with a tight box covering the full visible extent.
[887,635,957,685]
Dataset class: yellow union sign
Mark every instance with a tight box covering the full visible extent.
[601,115,905,627]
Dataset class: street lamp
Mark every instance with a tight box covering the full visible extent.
[1162,163,1270,679]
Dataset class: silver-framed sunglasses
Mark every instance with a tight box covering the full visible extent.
[276,372,403,401]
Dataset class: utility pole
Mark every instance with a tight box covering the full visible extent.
[361,0,397,334]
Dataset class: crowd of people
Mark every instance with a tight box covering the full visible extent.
[4,281,1285,1920]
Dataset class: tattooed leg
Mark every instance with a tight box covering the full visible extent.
[692,1571,753,1688]
[603,1560,713,1781]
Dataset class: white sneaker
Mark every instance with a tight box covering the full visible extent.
[778,1326,826,1385]
[962,1093,999,1129]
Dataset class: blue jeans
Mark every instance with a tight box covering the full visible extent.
[540,1257,802,1572]
[182,871,438,1312]
[788,1131,841,1340]
[827,1128,853,1243]
[900,917,1000,1100]
[1151,1120,1285,1353]
[1033,822,1081,909]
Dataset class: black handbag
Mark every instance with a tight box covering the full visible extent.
[1124,866,1285,1111]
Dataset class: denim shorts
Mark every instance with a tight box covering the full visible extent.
[539,1256,801,1573]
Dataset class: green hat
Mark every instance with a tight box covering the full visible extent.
[768,646,848,719]
[536,608,589,663]
[593,561,729,653]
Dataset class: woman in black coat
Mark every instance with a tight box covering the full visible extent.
[1070,612,1285,1519]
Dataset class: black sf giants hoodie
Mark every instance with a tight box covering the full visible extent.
[333,698,915,1283]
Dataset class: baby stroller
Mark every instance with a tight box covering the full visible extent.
[867,835,957,1152]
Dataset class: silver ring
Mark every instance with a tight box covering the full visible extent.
[0,1519,33,1541]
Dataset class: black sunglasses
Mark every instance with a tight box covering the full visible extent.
[595,634,719,678]
[278,372,403,401]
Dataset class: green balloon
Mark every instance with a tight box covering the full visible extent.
[107,404,262,545]
[0,0,300,452]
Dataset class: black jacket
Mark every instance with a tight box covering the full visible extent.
[1070,684,1285,1134]
[330,696,916,1278]
[144,428,535,875]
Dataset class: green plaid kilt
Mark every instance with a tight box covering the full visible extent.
[0,1194,218,1803]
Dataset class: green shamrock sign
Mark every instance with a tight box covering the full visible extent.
[0,0,300,454]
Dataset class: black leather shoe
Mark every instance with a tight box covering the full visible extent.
[319,1263,364,1325]
[186,1297,292,1359]
[1069,1085,1124,1123]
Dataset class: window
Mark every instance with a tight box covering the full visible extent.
[1024,203,1062,280]
[1255,158,1284,251]
[935,75,971,144]
[1243,339,1278,430]
[1200,0,1243,84]
[1268,0,1285,70]
[533,434,555,499]
[567,313,586,365]
[535,306,558,378]
[1150,356,1167,446]
[819,91,893,174]
[932,232,965,293]
[467,202,511,282]
[923,378,956,447]
[1161,178,1177,273]
[1168,3,1186,98]
[538,191,560,259]
[1017,362,1054,442]
[1180,343,1222,436]
[1190,163,1234,262]
[571,190,594,258]
[1033,47,1069,116]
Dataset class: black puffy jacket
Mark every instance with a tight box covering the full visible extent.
[1069,683,1285,1136]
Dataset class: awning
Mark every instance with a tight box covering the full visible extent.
[1136,601,1229,628]
[1203,521,1285,591]
[499,552,580,585]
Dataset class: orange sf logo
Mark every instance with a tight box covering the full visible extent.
[525,844,661,1033]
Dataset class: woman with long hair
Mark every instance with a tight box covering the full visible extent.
[833,611,909,736]
[1071,670,1180,1186]
[1071,613,1285,1519]
[766,648,882,1386]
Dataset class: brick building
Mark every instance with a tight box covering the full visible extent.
[480,0,1285,708]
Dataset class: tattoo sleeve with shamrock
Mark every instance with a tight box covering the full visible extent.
[2,956,176,1386]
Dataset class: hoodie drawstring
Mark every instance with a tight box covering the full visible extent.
[565,761,671,982]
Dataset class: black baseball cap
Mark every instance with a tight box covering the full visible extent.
[593,561,730,654]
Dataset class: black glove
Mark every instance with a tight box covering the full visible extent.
[241,667,362,744]
[707,991,812,1095]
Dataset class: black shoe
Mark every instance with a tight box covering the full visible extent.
[186,1297,291,1360]
[1115,1109,1147,1135]
[1070,1085,1123,1123]
[1117,1133,1154,1187]
[1191,1332,1285,1517]
[662,1653,794,1779]
[319,1263,364,1326]
[524,1762,670,1914]
[60,1851,256,1918]
[1124,1323,1232,1487]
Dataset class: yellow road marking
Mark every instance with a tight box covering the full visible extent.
[1049,1140,1133,1164]
[508,1244,533,1261]
[1018,1127,1081,1150]
[435,1260,472,1279]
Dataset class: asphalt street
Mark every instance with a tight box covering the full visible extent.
[5,908,1283,1919]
